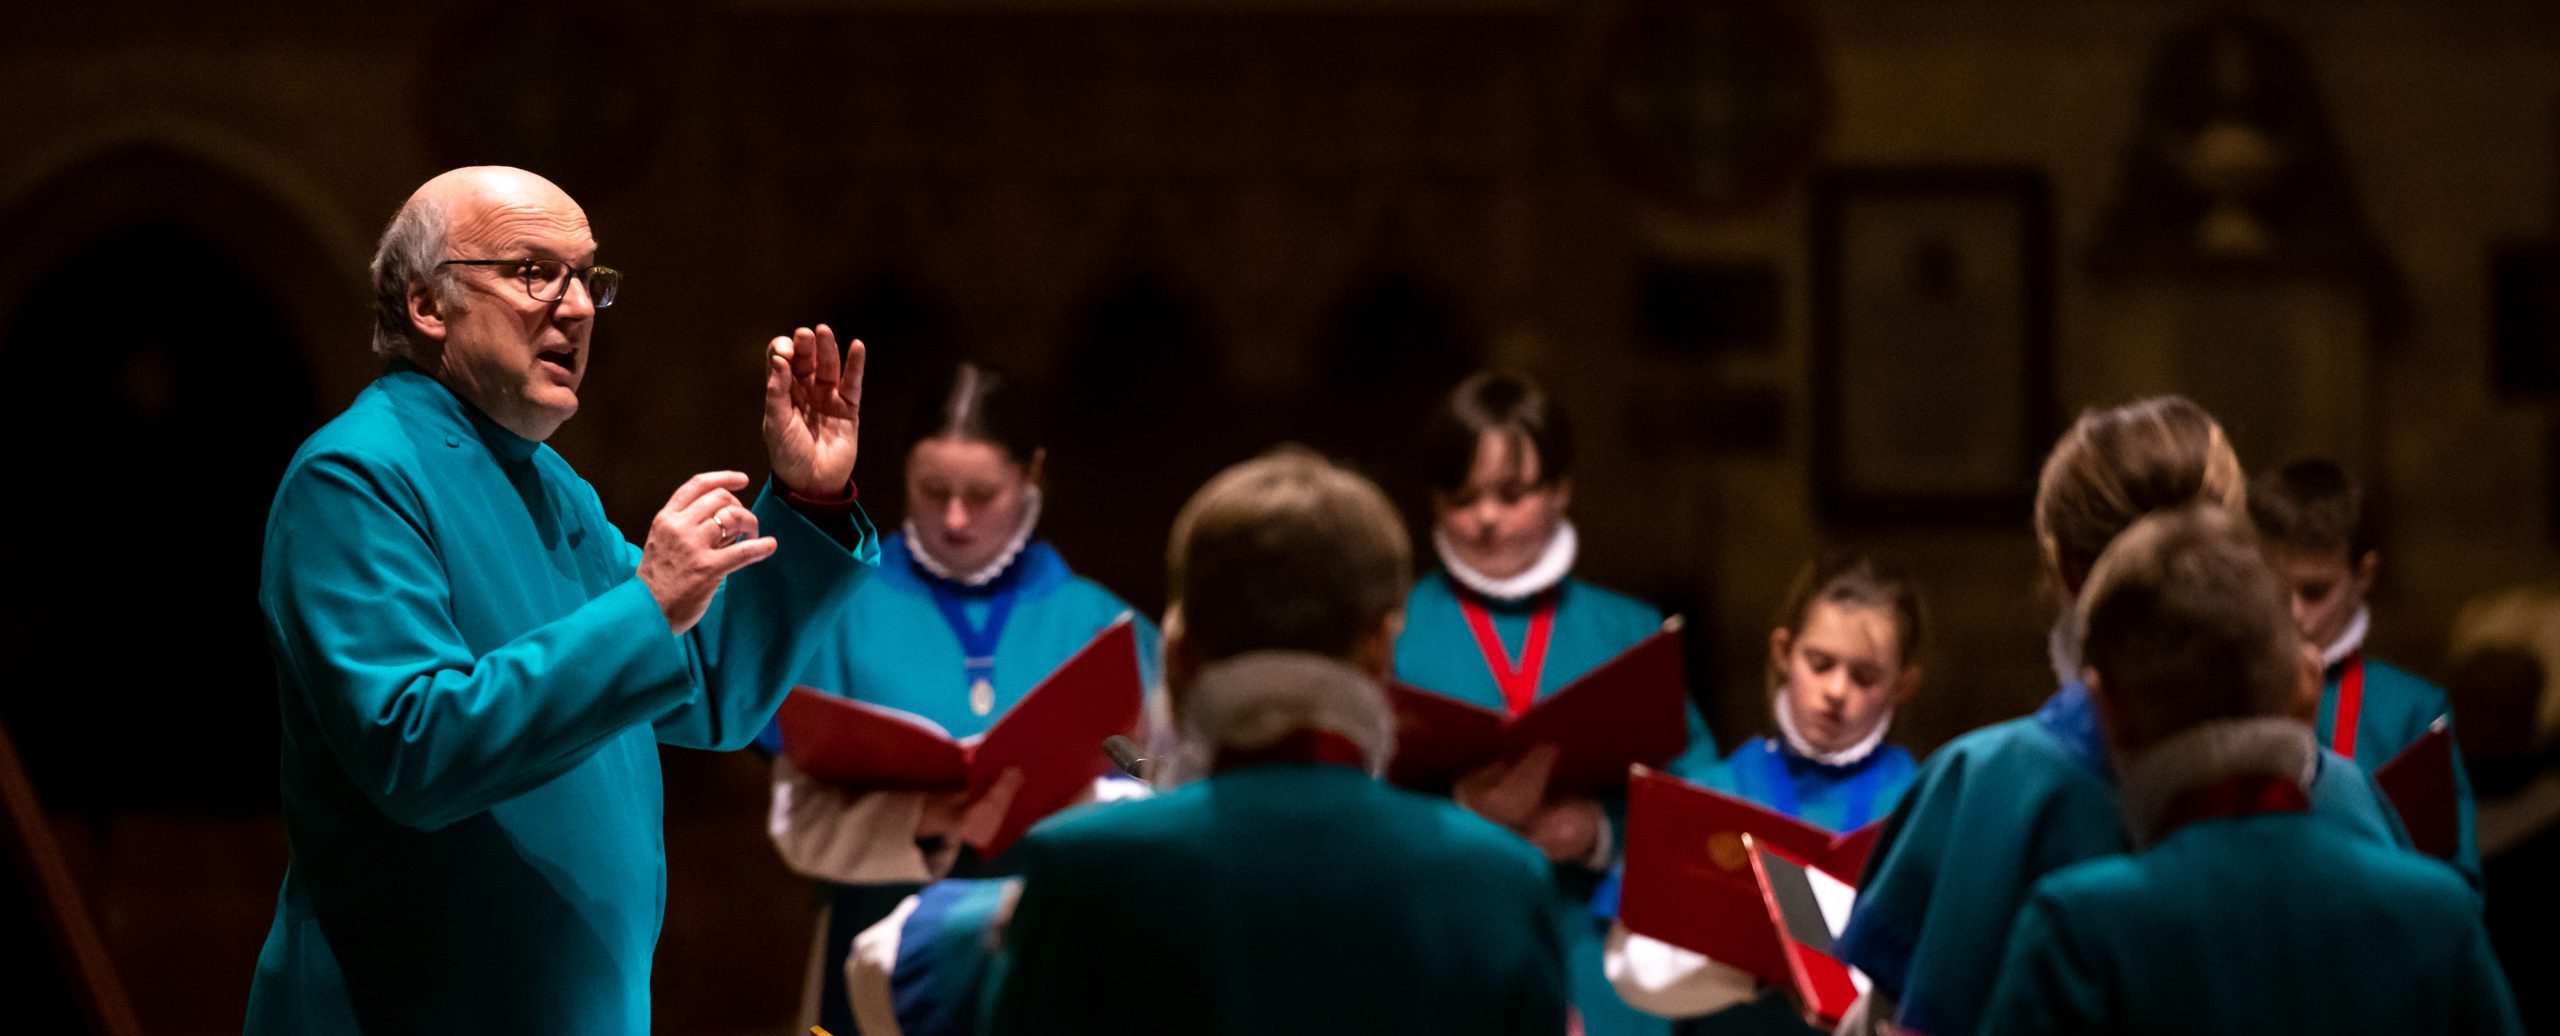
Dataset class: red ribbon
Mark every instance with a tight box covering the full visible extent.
[2330,652,2366,759]
[1459,593,1557,717]
[2156,773,2310,839]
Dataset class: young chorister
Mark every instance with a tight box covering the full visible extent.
[1391,371,1720,1036]
[1977,505,2520,1035]
[2250,457,2480,881]
[1831,397,2411,1036]
[1602,553,1924,1034]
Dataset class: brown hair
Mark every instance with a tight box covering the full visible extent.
[1168,447,1412,664]
[2247,457,2371,557]
[901,361,1042,466]
[2034,396,2247,593]
[2075,505,2301,751]
[1772,552,1928,674]
[1421,371,1574,494]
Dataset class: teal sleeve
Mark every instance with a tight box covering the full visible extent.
[650,481,879,750]
[2448,725,2484,889]
[1978,891,2107,1036]
[262,451,699,832]
[2458,918,2528,1036]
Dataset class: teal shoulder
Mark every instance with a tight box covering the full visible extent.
[1562,576,1665,629]
[2363,656,2451,711]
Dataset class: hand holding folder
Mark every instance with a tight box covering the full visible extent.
[1617,767,1879,1024]
[1388,622,1691,796]
[775,618,1146,858]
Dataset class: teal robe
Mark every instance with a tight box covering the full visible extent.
[772,531,1156,744]
[983,763,1568,1035]
[2317,654,2481,884]
[1394,572,1717,1036]
[1981,809,2519,1035]
[1833,684,2410,1036]
[246,369,878,1035]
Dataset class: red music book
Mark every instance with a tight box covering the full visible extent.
[1616,767,1881,991]
[1749,841,1866,1028]
[1386,622,1691,795]
[2374,720,2460,862]
[775,618,1145,858]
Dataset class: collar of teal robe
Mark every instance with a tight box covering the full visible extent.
[379,358,543,462]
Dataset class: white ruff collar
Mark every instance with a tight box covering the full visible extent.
[1436,521,1577,602]
[2117,716,2318,849]
[902,486,1042,587]
[1772,691,1893,768]
[2323,606,2371,668]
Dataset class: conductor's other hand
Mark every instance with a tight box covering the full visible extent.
[763,324,865,495]
[638,471,777,635]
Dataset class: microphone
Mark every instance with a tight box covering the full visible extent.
[1101,734,1152,784]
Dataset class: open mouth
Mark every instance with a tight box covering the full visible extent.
[536,349,578,375]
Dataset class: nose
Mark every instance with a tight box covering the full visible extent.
[1818,671,1850,708]
[943,496,970,533]
[555,273,597,320]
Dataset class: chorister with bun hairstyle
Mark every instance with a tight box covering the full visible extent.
[1392,370,1719,1036]
[1829,396,2413,1036]
[1977,506,2521,1035]
[757,360,1159,1036]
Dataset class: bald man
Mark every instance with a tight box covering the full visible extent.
[246,167,880,1034]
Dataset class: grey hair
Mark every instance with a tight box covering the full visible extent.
[369,195,455,359]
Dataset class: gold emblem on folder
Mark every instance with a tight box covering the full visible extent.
[970,677,996,717]
[1707,830,1748,872]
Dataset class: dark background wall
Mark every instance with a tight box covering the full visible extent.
[3,2,2557,1032]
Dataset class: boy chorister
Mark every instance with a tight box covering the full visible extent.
[2250,458,2479,881]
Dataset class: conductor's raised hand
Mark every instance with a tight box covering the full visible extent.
[638,471,777,635]
[762,324,864,495]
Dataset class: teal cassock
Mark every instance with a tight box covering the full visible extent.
[1980,805,2519,1034]
[2317,654,2481,884]
[1395,572,1719,1036]
[246,368,878,1035]
[753,530,1155,1036]
[1832,683,2411,1036]
[982,762,1569,1036]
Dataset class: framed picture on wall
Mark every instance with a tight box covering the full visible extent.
[1811,166,2054,521]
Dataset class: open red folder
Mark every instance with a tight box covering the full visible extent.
[775,618,1145,858]
[2375,720,2459,861]
[1617,767,1882,991]
[1385,622,1690,795]
[1750,841,1866,1028]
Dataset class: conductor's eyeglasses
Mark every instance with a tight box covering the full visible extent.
[440,258,620,308]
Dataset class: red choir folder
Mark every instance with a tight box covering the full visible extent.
[1617,767,1882,994]
[775,618,1145,858]
[1749,842,1865,1028]
[2375,719,2460,862]
[1385,622,1691,795]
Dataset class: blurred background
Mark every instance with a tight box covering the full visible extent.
[2,1,2557,1032]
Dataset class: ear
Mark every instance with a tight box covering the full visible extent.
[407,281,452,345]
[1549,476,1574,513]
[2351,549,2380,597]
[2082,669,2137,763]
[1768,627,1793,676]
[1022,447,1048,487]
[2292,640,2323,722]
[1160,605,1197,699]
[1352,608,1405,682]
[1892,663,1924,706]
